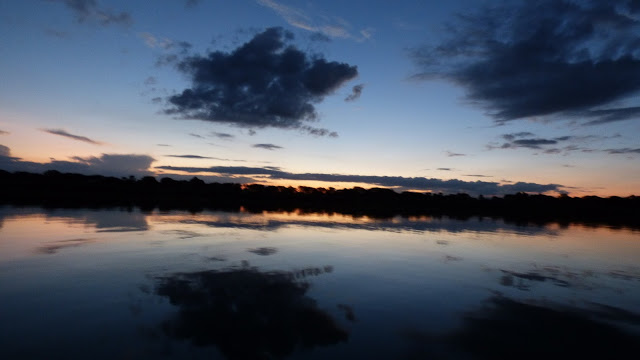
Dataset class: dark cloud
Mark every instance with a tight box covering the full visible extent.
[156,144,171,147]
[164,27,358,135]
[493,133,577,150]
[42,128,103,145]
[345,84,364,101]
[302,126,338,137]
[0,148,155,178]
[413,0,640,125]
[188,133,205,139]
[154,165,563,196]
[0,144,10,157]
[606,148,640,155]
[437,168,453,171]
[0,130,9,135]
[253,143,283,150]
[502,132,535,141]
[211,132,234,139]
[166,154,214,159]
[67,154,156,176]
[464,174,492,178]
[583,106,640,125]
[48,0,132,27]
[513,139,558,148]
[445,151,466,157]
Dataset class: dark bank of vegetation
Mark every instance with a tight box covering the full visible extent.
[1,169,639,229]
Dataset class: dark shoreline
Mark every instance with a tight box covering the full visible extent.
[1,169,639,230]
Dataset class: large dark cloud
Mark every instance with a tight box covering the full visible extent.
[413,0,640,125]
[165,27,358,135]
[154,165,563,196]
[0,146,154,178]
[48,0,132,27]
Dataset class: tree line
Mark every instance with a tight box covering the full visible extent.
[1,169,638,229]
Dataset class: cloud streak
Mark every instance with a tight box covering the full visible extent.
[606,148,640,155]
[42,129,103,145]
[165,27,358,136]
[413,0,640,125]
[445,151,466,157]
[154,165,563,196]
[345,84,364,101]
[253,143,283,150]
[48,0,132,27]
[166,154,215,159]
[211,132,234,140]
[257,0,371,42]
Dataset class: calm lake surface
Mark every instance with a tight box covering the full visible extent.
[1,207,639,359]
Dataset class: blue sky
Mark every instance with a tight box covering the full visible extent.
[1,0,639,196]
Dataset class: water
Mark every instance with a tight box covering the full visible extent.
[1,207,639,359]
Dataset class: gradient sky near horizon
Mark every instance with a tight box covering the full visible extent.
[1,0,639,196]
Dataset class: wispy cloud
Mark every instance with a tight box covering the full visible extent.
[489,132,631,156]
[445,151,466,157]
[253,143,283,150]
[42,128,103,145]
[165,154,249,162]
[0,130,9,135]
[47,0,133,27]
[606,148,640,155]
[138,32,191,52]
[345,84,364,102]
[257,0,372,42]
[211,132,235,140]
[166,154,215,159]
[464,174,492,178]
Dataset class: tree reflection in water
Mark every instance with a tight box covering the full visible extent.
[403,296,640,359]
[154,264,347,359]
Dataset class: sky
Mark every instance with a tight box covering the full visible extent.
[1,0,639,196]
